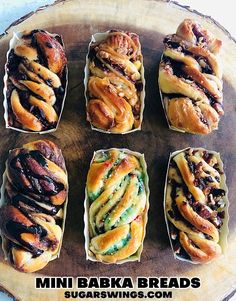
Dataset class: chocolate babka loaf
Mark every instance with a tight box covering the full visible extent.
[0,140,68,272]
[159,19,223,134]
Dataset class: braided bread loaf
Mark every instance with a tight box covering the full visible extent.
[4,30,67,132]
[0,140,68,272]
[86,30,144,133]
[85,149,149,263]
[159,19,223,134]
[165,148,228,263]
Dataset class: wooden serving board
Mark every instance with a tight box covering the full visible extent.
[0,1,236,300]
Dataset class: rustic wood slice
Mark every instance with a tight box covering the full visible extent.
[0,0,236,300]
[0,284,19,301]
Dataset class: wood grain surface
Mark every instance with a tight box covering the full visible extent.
[0,1,236,300]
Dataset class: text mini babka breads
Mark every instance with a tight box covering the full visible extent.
[0,140,68,272]
[159,19,223,134]
[4,30,67,133]
[165,148,228,263]
[86,30,145,133]
[85,149,149,263]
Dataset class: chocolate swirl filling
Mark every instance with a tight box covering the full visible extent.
[8,150,65,196]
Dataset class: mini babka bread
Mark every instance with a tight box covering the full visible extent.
[165,148,228,263]
[0,140,68,272]
[86,30,144,133]
[4,30,67,132]
[159,19,223,134]
[85,149,149,263]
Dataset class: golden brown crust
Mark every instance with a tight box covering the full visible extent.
[176,19,222,54]
[0,139,68,272]
[34,31,67,75]
[87,76,134,133]
[159,19,223,134]
[5,30,67,132]
[92,218,144,263]
[175,188,219,242]
[87,149,148,263]
[14,39,38,61]
[10,246,52,273]
[87,149,119,197]
[165,148,227,263]
[19,80,56,105]
[179,231,221,263]
[90,224,130,254]
[167,97,212,134]
[86,30,144,133]
[11,89,43,132]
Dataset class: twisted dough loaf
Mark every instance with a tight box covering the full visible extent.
[86,149,148,263]
[165,148,227,263]
[0,140,68,272]
[87,30,144,133]
[159,19,223,134]
[5,30,67,132]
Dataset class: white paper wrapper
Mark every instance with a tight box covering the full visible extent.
[84,31,145,134]
[164,147,229,264]
[3,30,68,134]
[0,148,68,266]
[84,148,149,263]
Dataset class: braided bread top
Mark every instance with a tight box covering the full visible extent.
[0,140,68,272]
[86,149,149,263]
[86,30,144,134]
[159,19,223,134]
[165,148,228,263]
[4,30,67,132]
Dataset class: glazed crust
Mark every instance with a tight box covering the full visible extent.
[87,149,148,263]
[165,148,227,263]
[5,30,67,132]
[0,140,68,272]
[91,218,143,263]
[86,30,144,133]
[159,19,223,134]
[34,31,67,75]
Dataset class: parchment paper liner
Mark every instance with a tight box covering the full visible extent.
[0,148,69,268]
[84,31,145,134]
[3,30,68,134]
[84,148,149,263]
[164,147,229,264]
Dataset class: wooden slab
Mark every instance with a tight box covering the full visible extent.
[0,0,236,300]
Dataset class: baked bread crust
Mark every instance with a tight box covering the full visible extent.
[159,19,223,134]
[165,148,227,263]
[0,140,68,272]
[5,30,67,132]
[86,149,148,263]
[86,30,144,133]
